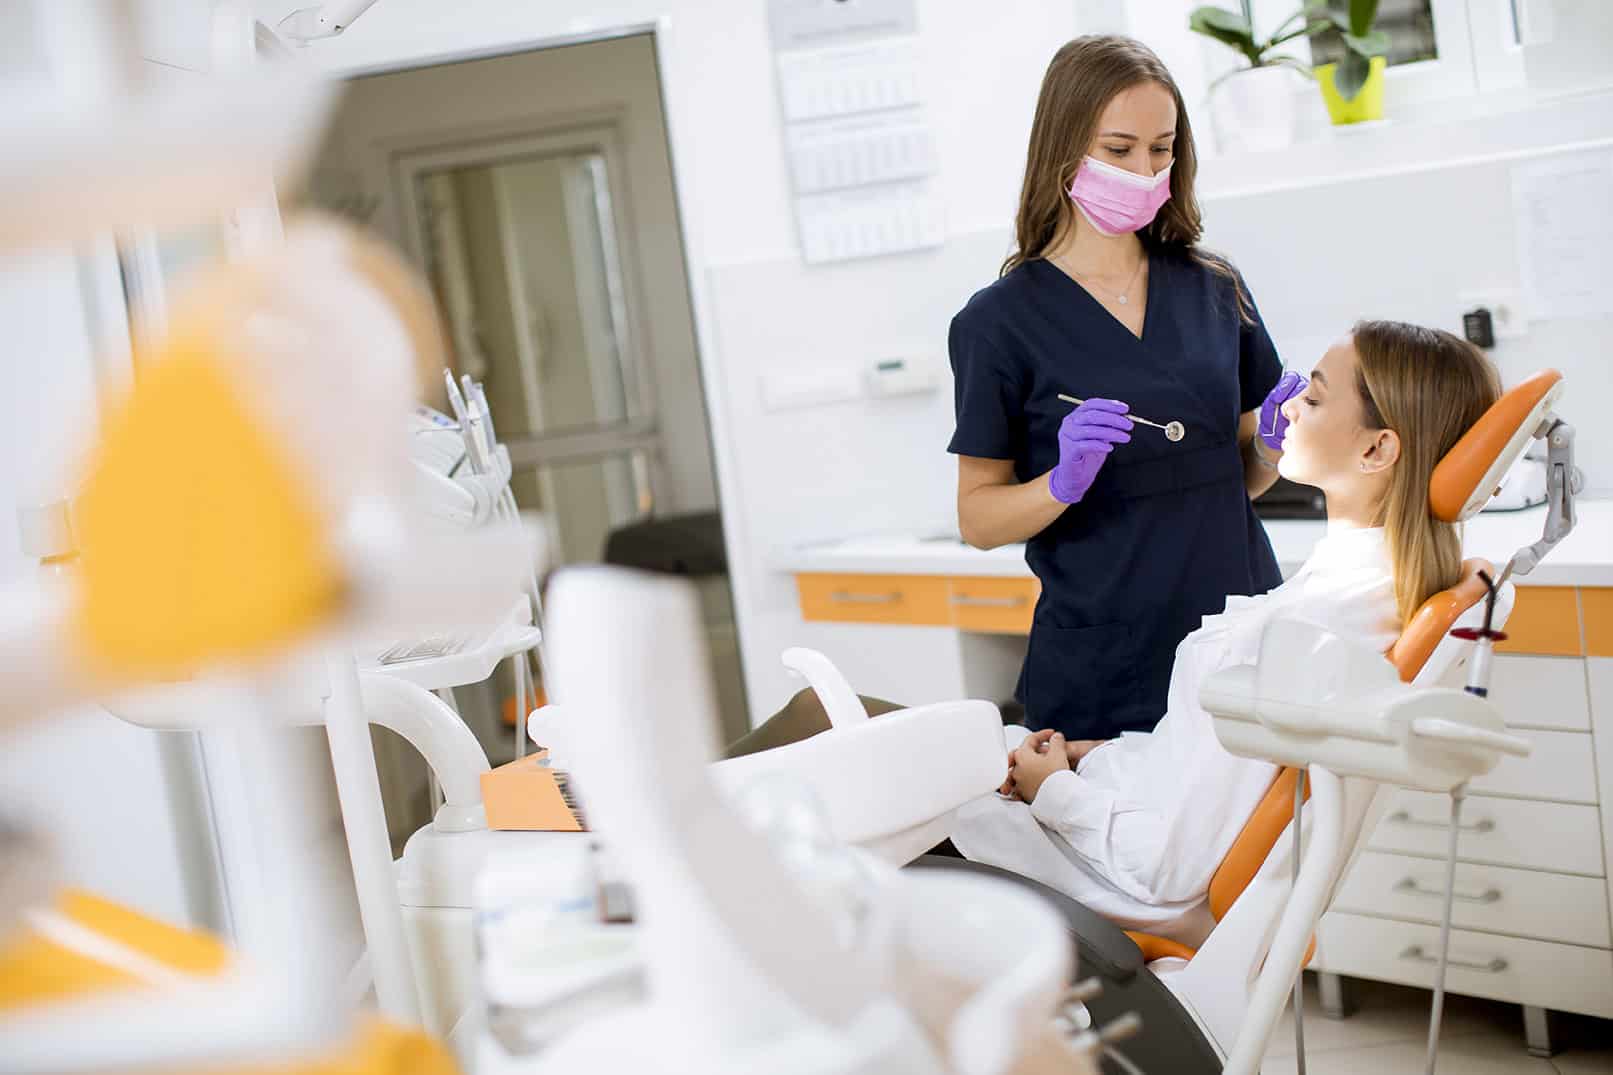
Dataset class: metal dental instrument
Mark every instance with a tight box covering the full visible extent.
[1058,394,1185,442]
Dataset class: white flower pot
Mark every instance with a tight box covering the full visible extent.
[1208,65,1301,155]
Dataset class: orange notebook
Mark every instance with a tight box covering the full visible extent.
[480,755,586,832]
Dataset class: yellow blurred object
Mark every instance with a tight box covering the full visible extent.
[72,345,344,679]
[0,890,459,1075]
[0,890,231,1008]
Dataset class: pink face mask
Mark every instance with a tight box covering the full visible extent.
[1067,156,1173,236]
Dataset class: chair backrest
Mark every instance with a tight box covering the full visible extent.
[1386,558,1495,683]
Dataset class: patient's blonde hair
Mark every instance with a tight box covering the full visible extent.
[1352,321,1500,625]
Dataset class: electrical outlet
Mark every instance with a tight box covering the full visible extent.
[1458,289,1529,340]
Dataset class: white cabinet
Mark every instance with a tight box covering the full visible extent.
[1316,598,1613,1043]
[1366,790,1604,875]
[1332,850,1611,948]
[1316,913,1613,1020]
[1486,655,1591,731]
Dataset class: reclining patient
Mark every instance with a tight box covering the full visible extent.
[947,320,1498,941]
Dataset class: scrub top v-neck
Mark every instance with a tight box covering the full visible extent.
[948,247,1284,739]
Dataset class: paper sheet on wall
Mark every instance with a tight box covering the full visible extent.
[768,0,941,264]
[1511,149,1613,321]
[775,37,924,123]
[785,109,938,195]
[796,181,945,263]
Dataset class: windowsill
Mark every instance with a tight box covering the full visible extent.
[1196,82,1613,202]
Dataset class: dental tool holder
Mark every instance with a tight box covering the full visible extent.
[414,442,514,529]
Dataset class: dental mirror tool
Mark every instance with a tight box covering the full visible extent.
[1058,394,1184,442]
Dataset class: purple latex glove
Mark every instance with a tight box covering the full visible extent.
[1258,371,1308,451]
[1049,398,1132,504]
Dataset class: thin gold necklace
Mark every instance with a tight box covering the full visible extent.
[1057,251,1146,306]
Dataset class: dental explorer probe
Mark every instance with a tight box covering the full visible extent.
[1057,394,1185,442]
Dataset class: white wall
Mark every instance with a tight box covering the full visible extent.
[274,0,1613,719]
[1191,87,1613,495]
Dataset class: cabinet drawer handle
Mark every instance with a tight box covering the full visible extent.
[1387,810,1495,834]
[830,590,902,605]
[950,594,1028,609]
[1399,945,1508,974]
[1394,878,1502,904]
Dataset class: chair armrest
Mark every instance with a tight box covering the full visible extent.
[906,855,1144,982]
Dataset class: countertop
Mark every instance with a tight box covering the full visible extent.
[778,501,1613,587]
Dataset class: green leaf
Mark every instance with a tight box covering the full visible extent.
[1190,6,1255,40]
[1268,16,1334,48]
[1348,0,1380,37]
[1325,10,1352,32]
[1266,54,1317,80]
[1344,29,1390,56]
[1332,48,1371,100]
[1189,6,1260,62]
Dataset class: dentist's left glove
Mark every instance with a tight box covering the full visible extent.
[1258,371,1307,451]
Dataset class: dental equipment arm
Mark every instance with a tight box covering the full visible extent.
[104,669,491,834]
[1495,416,1582,587]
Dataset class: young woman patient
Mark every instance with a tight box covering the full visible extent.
[946,319,1499,941]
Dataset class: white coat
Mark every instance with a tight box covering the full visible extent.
[949,526,1400,939]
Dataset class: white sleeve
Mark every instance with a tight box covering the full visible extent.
[1027,770,1168,906]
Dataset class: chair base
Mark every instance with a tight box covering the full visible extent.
[907,856,1224,1074]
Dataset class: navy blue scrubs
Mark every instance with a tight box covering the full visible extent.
[948,246,1283,740]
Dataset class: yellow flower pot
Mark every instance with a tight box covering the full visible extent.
[1316,55,1387,125]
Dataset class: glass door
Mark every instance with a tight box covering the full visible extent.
[402,128,662,568]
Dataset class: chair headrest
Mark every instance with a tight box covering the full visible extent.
[1430,370,1563,522]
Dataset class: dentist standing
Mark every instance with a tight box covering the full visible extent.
[950,36,1305,742]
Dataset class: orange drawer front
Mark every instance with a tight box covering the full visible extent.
[1496,587,1583,656]
[1583,589,1613,658]
[948,577,1039,634]
[795,574,951,626]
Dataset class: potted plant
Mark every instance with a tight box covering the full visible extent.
[1309,0,1391,125]
[1189,1,1331,153]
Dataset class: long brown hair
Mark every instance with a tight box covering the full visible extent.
[1004,36,1247,301]
[1352,321,1501,625]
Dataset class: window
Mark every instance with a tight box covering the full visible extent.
[1137,0,1528,151]
[1306,0,1440,70]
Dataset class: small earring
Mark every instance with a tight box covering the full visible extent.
[1360,461,1369,471]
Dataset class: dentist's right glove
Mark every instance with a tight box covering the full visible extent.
[1258,371,1308,451]
[1049,398,1132,504]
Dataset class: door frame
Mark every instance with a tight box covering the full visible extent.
[326,21,756,718]
[386,113,666,512]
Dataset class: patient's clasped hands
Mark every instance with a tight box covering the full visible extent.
[999,729,1105,803]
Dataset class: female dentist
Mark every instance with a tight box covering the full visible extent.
[950,35,1305,741]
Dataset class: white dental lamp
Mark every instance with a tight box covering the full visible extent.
[277,0,384,43]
